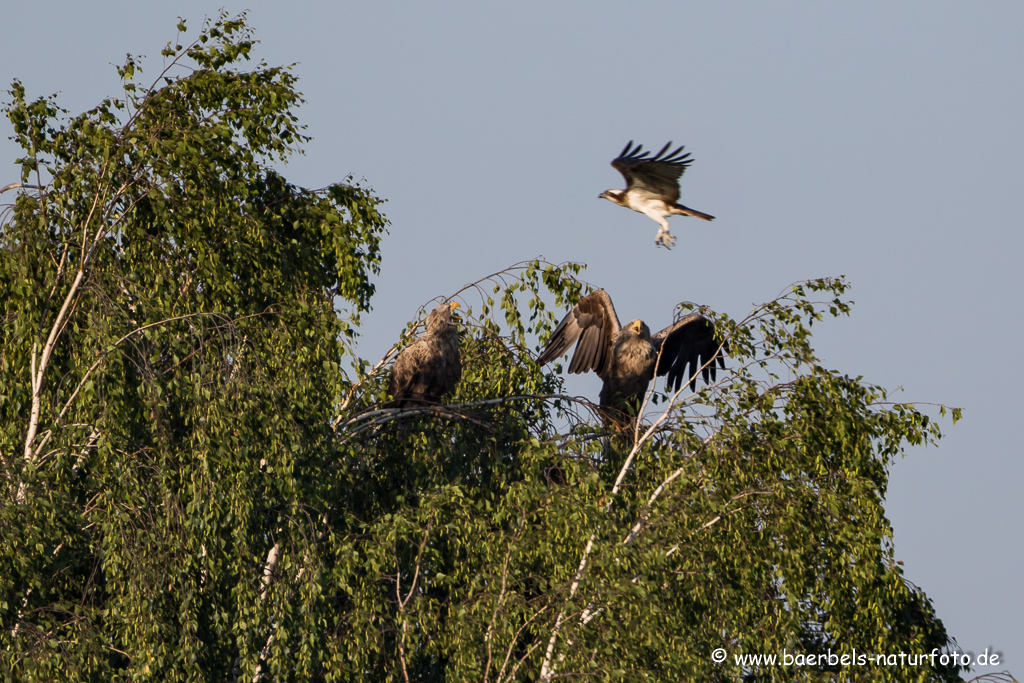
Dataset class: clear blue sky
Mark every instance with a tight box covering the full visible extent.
[3,1,1021,672]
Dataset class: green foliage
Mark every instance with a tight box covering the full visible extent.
[2,14,973,683]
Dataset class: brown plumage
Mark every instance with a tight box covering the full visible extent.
[537,290,726,425]
[388,302,462,407]
[600,141,715,249]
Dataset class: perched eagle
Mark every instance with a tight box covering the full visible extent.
[388,302,462,407]
[537,290,726,425]
[600,141,715,249]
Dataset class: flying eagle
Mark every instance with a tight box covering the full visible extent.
[600,141,715,249]
[388,302,462,407]
[537,290,726,425]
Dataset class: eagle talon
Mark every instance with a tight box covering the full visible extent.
[656,233,676,249]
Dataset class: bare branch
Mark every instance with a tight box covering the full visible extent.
[496,606,549,683]
[1,182,46,194]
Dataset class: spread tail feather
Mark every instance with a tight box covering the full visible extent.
[673,204,715,221]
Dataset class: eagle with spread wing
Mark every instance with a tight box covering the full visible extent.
[537,290,726,425]
[600,141,715,249]
[388,302,462,407]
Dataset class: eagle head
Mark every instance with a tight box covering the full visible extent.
[426,301,461,332]
[625,319,651,340]
[599,189,626,206]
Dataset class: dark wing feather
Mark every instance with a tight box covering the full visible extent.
[611,141,693,204]
[651,313,727,392]
[537,290,622,379]
[617,140,641,159]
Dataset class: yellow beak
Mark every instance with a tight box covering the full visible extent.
[449,301,462,323]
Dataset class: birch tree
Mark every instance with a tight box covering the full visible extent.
[1,14,987,683]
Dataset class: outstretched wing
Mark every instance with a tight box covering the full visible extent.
[651,313,727,392]
[611,141,693,204]
[537,290,622,379]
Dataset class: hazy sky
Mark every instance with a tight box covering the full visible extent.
[3,1,1021,672]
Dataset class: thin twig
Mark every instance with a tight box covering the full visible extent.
[395,523,433,683]
[484,516,527,683]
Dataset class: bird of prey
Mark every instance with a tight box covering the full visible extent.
[388,302,462,407]
[537,290,726,425]
[599,141,715,249]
